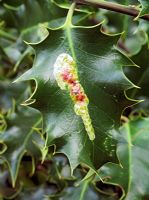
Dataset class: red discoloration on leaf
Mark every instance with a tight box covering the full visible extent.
[68,78,76,84]
[71,84,80,94]
[61,70,69,81]
[76,93,86,102]
[61,69,86,103]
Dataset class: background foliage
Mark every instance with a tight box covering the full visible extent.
[0,0,149,199]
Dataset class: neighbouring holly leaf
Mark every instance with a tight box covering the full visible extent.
[0,81,29,112]
[14,3,137,175]
[53,180,117,200]
[124,27,147,55]
[0,105,42,187]
[138,0,149,17]
[49,164,118,200]
[0,0,66,31]
[15,186,53,200]
[104,0,136,36]
[99,117,149,200]
[125,44,149,114]
[0,165,21,199]
[138,20,149,46]
[11,155,70,199]
[107,10,147,56]
[0,25,31,79]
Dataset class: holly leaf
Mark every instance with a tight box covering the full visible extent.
[15,4,137,175]
[125,44,149,114]
[1,0,66,31]
[138,20,149,47]
[99,117,149,200]
[138,0,149,17]
[0,106,42,187]
[0,166,21,199]
[54,179,116,200]
[0,81,29,112]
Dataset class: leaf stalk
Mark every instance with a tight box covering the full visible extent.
[65,2,76,26]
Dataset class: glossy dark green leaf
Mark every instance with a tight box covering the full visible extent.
[99,117,149,200]
[0,81,29,112]
[0,106,42,187]
[138,20,149,46]
[13,155,69,200]
[125,45,149,113]
[49,168,119,200]
[55,181,116,200]
[138,0,149,17]
[1,0,66,31]
[15,4,137,174]
[0,166,20,199]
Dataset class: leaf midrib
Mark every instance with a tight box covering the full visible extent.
[65,26,76,61]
